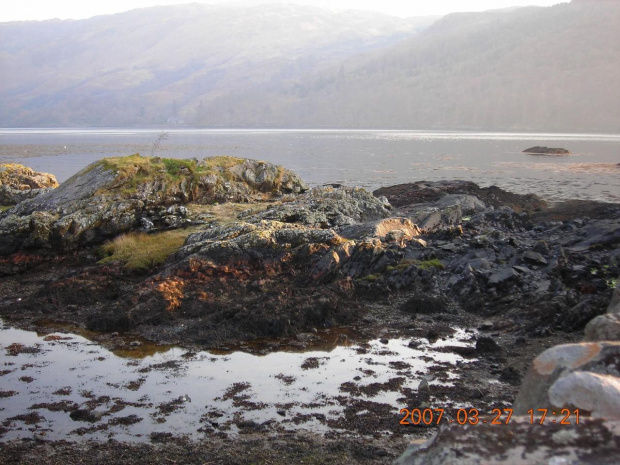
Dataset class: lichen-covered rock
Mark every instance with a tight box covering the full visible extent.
[0,155,308,253]
[608,279,620,314]
[585,313,620,341]
[585,280,620,341]
[252,186,391,228]
[0,163,59,190]
[404,194,487,231]
[171,201,410,283]
[173,220,346,266]
[0,163,58,206]
[339,217,421,241]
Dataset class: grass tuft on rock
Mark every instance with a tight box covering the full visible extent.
[97,154,245,194]
[417,258,445,270]
[99,230,189,270]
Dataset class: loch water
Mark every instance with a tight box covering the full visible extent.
[1,128,619,203]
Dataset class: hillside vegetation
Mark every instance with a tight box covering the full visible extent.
[0,0,618,132]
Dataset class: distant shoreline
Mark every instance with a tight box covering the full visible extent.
[2,127,620,137]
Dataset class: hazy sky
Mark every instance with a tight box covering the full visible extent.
[1,0,566,22]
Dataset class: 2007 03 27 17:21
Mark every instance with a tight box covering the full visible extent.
[399,408,581,425]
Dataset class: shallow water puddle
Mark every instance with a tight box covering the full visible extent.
[0,320,474,442]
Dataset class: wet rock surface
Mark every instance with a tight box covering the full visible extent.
[0,160,619,464]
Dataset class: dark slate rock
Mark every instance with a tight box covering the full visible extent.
[476,336,501,353]
[400,295,448,314]
[487,267,518,285]
[523,250,548,265]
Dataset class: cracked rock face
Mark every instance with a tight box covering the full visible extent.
[251,185,391,228]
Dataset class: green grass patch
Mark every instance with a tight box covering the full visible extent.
[161,158,196,176]
[199,155,245,172]
[417,258,445,270]
[98,230,190,270]
[386,259,418,273]
[386,258,445,274]
[0,205,11,212]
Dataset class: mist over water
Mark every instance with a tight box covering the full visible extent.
[0,129,619,203]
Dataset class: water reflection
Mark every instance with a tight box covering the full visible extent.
[0,320,473,442]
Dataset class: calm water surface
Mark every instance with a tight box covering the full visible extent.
[0,321,473,442]
[0,128,618,203]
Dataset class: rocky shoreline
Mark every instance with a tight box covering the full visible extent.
[1,156,619,464]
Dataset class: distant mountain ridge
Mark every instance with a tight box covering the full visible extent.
[218,0,619,132]
[0,0,619,132]
[0,3,432,127]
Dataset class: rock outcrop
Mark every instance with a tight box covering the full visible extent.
[0,155,307,253]
[0,163,58,206]
[99,186,399,340]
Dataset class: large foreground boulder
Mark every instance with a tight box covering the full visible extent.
[0,155,307,253]
[514,279,620,418]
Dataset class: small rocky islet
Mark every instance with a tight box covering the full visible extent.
[0,155,619,464]
[522,146,571,155]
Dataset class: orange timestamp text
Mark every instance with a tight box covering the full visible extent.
[399,408,580,426]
